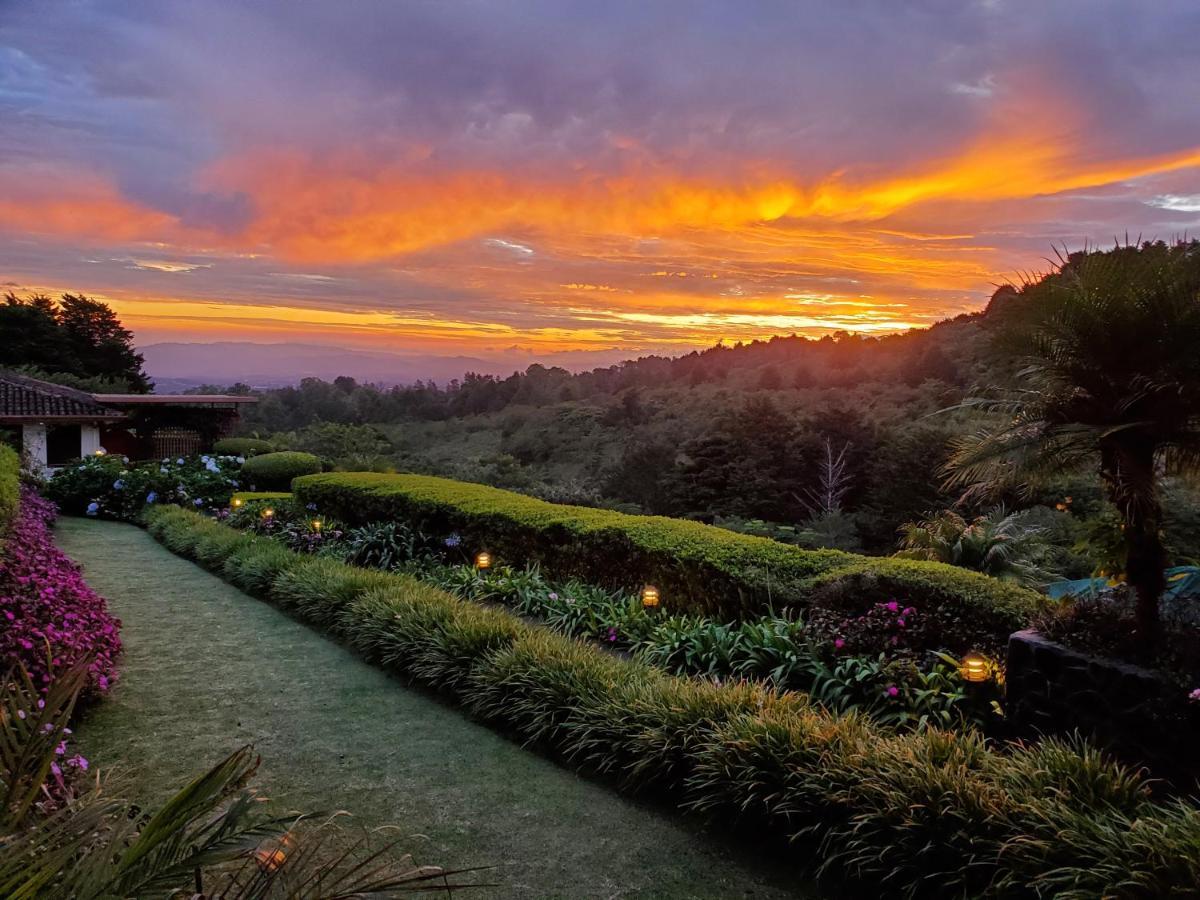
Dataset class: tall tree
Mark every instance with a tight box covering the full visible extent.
[945,240,1200,646]
[56,293,152,392]
[1,291,150,392]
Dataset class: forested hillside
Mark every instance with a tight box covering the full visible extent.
[222,264,1190,571]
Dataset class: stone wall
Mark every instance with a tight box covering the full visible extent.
[1006,629,1199,782]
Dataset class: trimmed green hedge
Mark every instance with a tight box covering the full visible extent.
[240,452,322,491]
[0,444,19,532]
[213,437,274,457]
[293,473,1039,652]
[142,504,1200,898]
[231,491,292,504]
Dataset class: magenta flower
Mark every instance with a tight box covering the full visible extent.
[885,600,899,613]
[1189,688,1200,703]
[885,685,899,698]
[834,638,845,650]
[0,487,121,697]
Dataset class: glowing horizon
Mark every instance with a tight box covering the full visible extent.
[2,2,1198,370]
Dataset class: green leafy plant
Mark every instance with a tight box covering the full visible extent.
[896,506,1057,587]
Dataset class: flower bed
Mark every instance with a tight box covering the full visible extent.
[0,449,120,696]
[47,453,243,519]
[142,503,1200,897]
[292,473,1039,655]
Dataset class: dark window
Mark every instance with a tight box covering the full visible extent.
[46,424,81,465]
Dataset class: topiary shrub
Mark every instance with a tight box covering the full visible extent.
[213,437,274,457]
[240,451,322,491]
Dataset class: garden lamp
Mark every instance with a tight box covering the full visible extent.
[475,551,492,570]
[641,585,660,609]
[960,653,990,683]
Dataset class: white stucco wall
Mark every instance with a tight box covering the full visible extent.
[22,423,48,475]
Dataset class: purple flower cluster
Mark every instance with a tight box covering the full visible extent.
[0,487,121,694]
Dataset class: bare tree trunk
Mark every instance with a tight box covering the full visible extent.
[1100,440,1166,650]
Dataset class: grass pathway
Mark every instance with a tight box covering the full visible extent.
[58,517,812,899]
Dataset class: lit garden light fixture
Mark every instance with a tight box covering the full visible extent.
[311,518,322,531]
[262,507,274,519]
[475,551,492,570]
[641,585,661,609]
[960,653,990,684]
[231,497,244,508]
[93,448,107,456]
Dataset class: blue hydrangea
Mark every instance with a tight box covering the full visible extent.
[145,491,158,503]
[176,458,185,465]
[444,534,462,548]
[112,479,125,490]
[86,502,99,517]
[193,498,204,506]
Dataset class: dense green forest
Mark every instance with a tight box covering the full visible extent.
[228,246,1200,576]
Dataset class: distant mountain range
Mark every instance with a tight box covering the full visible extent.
[140,341,642,390]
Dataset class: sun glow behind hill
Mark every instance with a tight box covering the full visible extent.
[2,3,1199,365]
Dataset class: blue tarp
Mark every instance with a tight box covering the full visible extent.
[1046,566,1200,624]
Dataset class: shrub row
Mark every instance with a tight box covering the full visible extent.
[144,504,1200,898]
[241,451,322,491]
[293,473,1038,653]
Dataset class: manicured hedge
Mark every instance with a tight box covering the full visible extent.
[0,444,18,531]
[231,491,293,504]
[143,505,1200,898]
[293,473,1039,652]
[240,452,322,491]
[213,437,274,457]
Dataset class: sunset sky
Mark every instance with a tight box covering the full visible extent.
[3,1,1200,372]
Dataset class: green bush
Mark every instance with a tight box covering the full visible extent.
[241,452,322,491]
[143,505,1200,897]
[0,444,19,530]
[294,473,1039,651]
[213,437,275,457]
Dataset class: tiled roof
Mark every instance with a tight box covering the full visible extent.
[0,371,125,421]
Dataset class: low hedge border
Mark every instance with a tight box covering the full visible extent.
[142,504,1200,898]
[293,473,1039,653]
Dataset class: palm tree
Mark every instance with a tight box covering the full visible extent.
[945,240,1200,646]
[895,506,1055,587]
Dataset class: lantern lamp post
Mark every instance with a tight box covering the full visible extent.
[475,551,492,570]
[641,585,661,609]
[959,653,990,684]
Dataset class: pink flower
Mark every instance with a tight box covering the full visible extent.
[885,601,899,613]
[885,685,899,698]
[1189,688,1200,703]
[834,638,845,650]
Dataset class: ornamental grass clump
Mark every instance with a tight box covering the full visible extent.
[142,506,1200,897]
[0,487,121,695]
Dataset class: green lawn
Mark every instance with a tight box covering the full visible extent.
[58,517,812,899]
